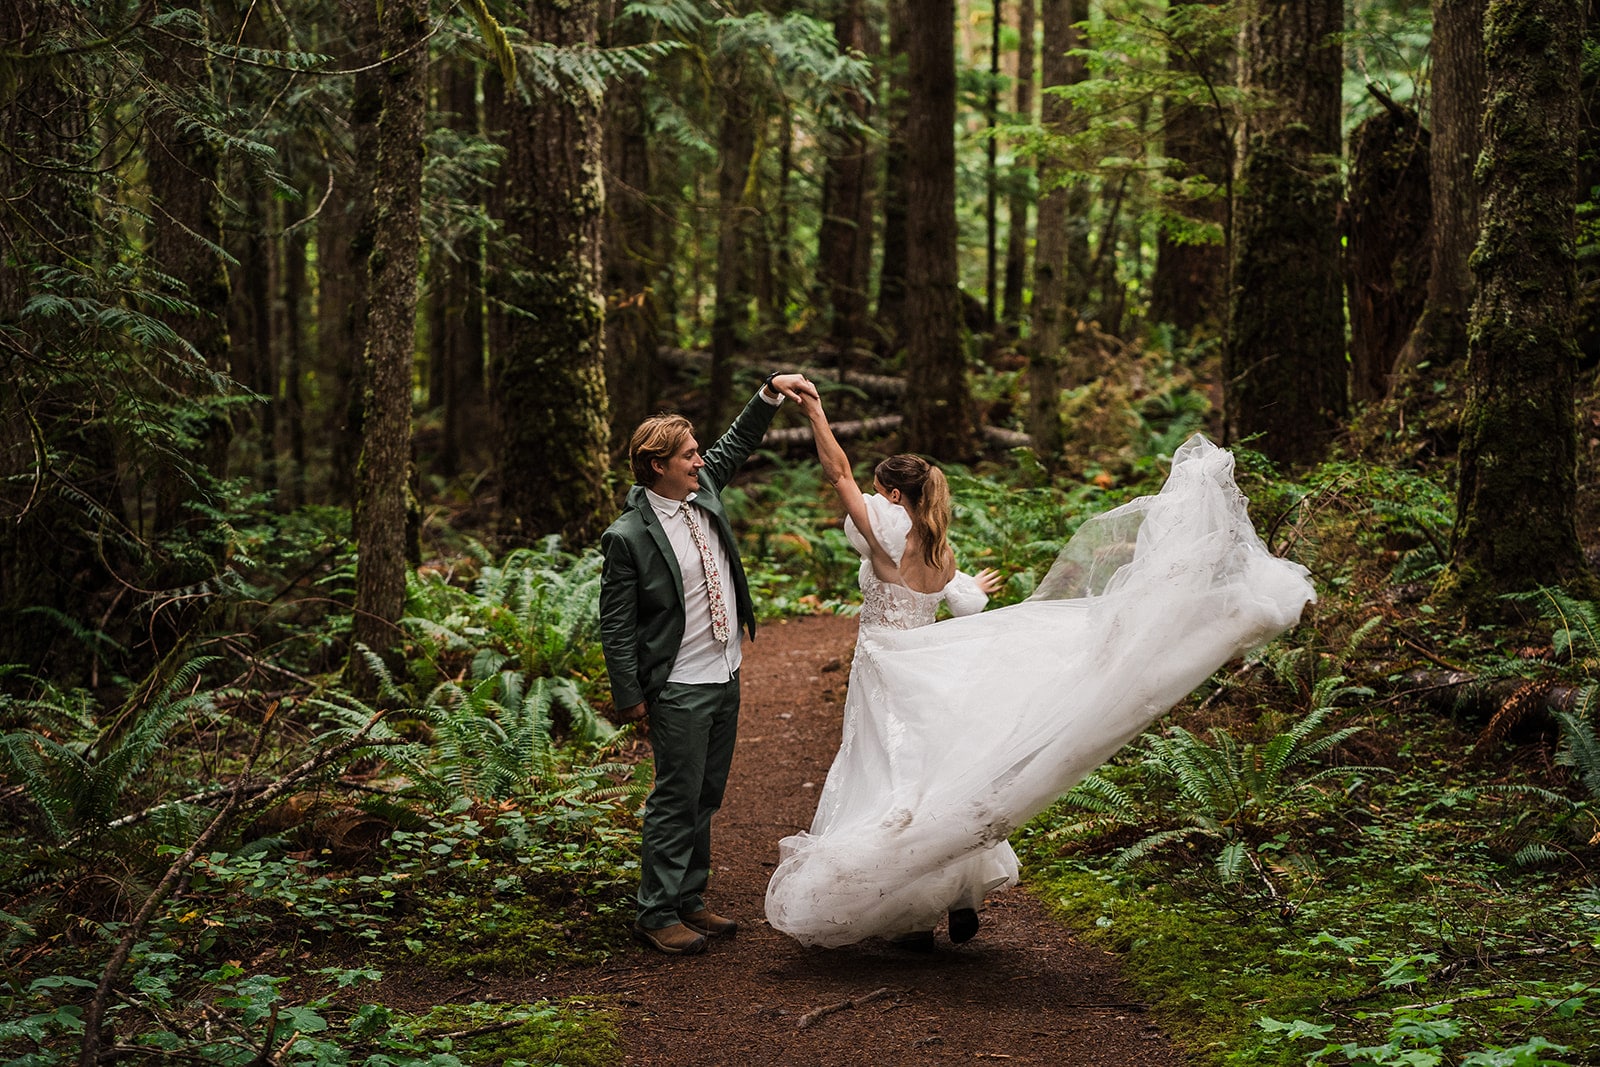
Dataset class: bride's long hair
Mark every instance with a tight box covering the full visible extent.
[874,454,952,571]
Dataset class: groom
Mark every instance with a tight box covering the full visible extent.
[600,373,816,955]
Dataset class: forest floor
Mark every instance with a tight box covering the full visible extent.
[382,614,1187,1066]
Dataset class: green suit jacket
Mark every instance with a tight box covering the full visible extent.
[598,392,780,709]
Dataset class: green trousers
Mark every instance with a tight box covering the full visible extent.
[637,673,740,929]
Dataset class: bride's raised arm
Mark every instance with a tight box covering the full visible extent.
[797,393,902,584]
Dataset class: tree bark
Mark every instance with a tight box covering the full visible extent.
[145,22,232,541]
[0,0,119,679]
[877,0,911,350]
[1396,0,1485,381]
[432,58,488,477]
[902,0,973,458]
[488,0,612,548]
[1436,0,1596,610]
[324,0,383,506]
[709,64,756,433]
[1225,0,1346,467]
[602,0,661,441]
[985,0,1002,329]
[1149,0,1230,334]
[350,0,427,675]
[819,0,874,357]
[1001,0,1036,327]
[1345,96,1430,404]
[1025,0,1086,468]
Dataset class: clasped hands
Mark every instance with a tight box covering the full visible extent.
[765,373,820,403]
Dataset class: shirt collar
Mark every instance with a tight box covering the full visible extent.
[644,486,697,518]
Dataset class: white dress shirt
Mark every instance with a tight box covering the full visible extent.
[645,487,743,684]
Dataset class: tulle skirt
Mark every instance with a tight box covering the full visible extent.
[764,435,1316,947]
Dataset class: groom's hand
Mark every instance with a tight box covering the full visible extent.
[769,373,818,402]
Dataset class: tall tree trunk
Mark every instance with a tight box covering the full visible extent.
[1396,0,1485,381]
[488,0,612,547]
[145,29,232,542]
[1437,0,1595,610]
[325,0,382,506]
[1002,0,1036,328]
[1149,0,1230,334]
[709,66,756,433]
[1224,0,1346,467]
[1026,0,1083,466]
[902,0,972,458]
[350,0,427,676]
[432,58,488,477]
[819,0,874,357]
[1577,0,1600,365]
[602,0,660,441]
[0,0,117,680]
[1345,96,1430,404]
[985,0,1002,329]
[877,0,912,351]
[283,222,309,509]
[227,187,278,501]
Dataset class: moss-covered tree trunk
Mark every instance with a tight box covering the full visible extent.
[1225,0,1346,466]
[1345,97,1430,404]
[902,0,973,458]
[488,0,611,548]
[350,0,426,673]
[1026,0,1085,468]
[1001,0,1035,328]
[1436,0,1596,609]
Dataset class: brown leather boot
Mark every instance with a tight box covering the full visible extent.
[679,908,738,937]
[632,921,707,955]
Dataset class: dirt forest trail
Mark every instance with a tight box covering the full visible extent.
[521,614,1189,1066]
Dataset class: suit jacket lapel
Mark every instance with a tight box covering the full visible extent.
[632,488,685,594]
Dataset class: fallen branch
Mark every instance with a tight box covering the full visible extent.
[796,986,894,1030]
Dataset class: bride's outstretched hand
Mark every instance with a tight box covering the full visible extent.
[973,568,1004,596]
[798,391,827,422]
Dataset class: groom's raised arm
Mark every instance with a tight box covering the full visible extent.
[699,374,818,489]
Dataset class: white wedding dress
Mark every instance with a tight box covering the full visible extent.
[763,435,1317,948]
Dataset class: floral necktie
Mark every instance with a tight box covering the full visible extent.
[681,504,730,643]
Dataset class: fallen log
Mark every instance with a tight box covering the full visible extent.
[762,416,1032,450]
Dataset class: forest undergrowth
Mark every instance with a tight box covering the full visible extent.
[2,350,1598,1065]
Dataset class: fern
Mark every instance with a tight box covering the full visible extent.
[0,661,223,842]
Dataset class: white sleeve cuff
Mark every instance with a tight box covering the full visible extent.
[759,386,784,407]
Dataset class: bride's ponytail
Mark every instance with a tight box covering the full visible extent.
[874,454,953,571]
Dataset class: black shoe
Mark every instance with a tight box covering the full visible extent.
[948,908,979,944]
[889,930,936,953]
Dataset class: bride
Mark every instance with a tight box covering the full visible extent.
[776,393,1010,949]
[764,395,1317,949]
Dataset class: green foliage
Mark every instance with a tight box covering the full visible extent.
[0,659,221,844]
[403,538,614,746]
[1055,695,1377,910]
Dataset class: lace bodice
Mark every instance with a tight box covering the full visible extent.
[846,494,988,632]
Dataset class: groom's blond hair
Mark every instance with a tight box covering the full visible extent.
[629,413,695,488]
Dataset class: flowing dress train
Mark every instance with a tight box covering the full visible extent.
[763,435,1316,947]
